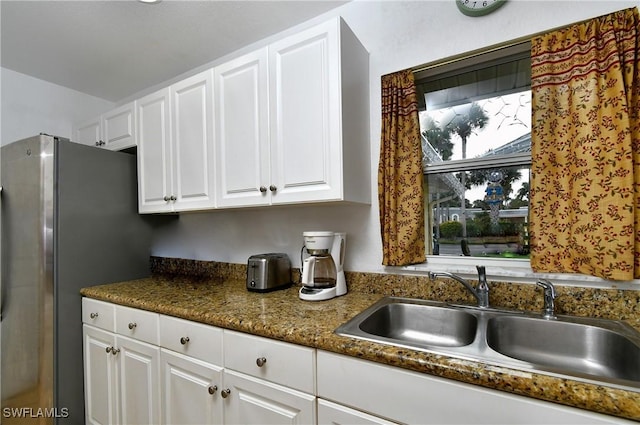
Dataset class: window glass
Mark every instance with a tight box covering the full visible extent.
[417,43,532,259]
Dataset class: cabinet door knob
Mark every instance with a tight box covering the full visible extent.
[269,185,277,192]
[90,312,99,319]
[170,195,177,201]
[208,385,218,395]
[256,357,267,367]
[163,196,171,202]
[220,389,231,398]
[259,186,267,193]
[106,346,120,355]
[180,336,190,345]
[128,322,137,330]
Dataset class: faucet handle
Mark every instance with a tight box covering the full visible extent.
[536,279,556,298]
[476,265,486,281]
[536,279,557,318]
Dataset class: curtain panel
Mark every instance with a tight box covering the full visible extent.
[530,8,640,280]
[378,69,425,266]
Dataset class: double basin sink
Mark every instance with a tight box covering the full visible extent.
[336,297,640,390]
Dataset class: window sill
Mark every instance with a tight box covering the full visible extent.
[392,256,640,290]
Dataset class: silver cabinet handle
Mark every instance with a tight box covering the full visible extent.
[106,346,120,355]
[269,185,277,192]
[256,357,267,367]
[90,312,99,319]
[128,322,137,330]
[208,385,218,395]
[259,186,267,193]
[180,336,190,345]
[220,389,231,398]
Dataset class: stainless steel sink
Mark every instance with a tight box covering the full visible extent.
[357,301,477,347]
[336,297,640,390]
[486,315,640,382]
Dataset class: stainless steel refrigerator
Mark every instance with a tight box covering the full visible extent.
[1,134,158,424]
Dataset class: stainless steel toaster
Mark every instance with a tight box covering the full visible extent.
[246,253,292,292]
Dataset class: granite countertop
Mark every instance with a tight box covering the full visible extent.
[81,276,640,422]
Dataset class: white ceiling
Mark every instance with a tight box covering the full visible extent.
[1,0,347,102]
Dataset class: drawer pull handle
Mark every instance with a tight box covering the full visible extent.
[221,389,231,398]
[90,312,99,319]
[180,336,190,345]
[256,357,267,367]
[208,385,218,395]
[128,322,137,330]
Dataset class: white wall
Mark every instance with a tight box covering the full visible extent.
[0,67,114,145]
[151,0,639,273]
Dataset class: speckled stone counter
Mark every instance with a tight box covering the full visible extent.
[80,258,640,422]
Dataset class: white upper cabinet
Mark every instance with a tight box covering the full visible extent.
[137,87,173,213]
[101,103,136,150]
[170,70,216,211]
[73,117,102,147]
[214,48,270,208]
[214,17,370,208]
[73,102,136,150]
[268,17,370,205]
[137,70,216,213]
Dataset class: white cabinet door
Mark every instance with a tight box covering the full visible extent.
[83,325,118,425]
[137,87,173,213]
[102,102,136,151]
[161,349,224,425]
[74,117,102,147]
[318,399,399,425]
[269,19,342,205]
[116,335,161,425]
[223,370,316,425]
[214,48,270,208]
[171,70,216,211]
[318,351,624,425]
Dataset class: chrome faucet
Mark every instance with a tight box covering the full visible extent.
[536,279,557,319]
[428,266,490,308]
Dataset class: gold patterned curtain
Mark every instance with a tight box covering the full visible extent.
[530,8,640,280]
[378,69,425,266]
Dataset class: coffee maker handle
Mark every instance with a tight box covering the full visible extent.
[301,257,315,285]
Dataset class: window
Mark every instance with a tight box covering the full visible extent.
[415,42,532,260]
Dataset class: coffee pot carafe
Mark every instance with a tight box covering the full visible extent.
[299,231,346,301]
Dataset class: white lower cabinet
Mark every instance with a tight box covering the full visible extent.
[82,325,161,425]
[222,330,317,424]
[223,369,316,424]
[82,299,161,425]
[317,351,629,425]
[84,300,631,425]
[161,349,224,425]
[83,325,118,425]
[318,399,399,425]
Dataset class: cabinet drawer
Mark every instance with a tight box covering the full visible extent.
[115,305,159,345]
[82,298,115,332]
[223,330,315,394]
[159,315,223,365]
